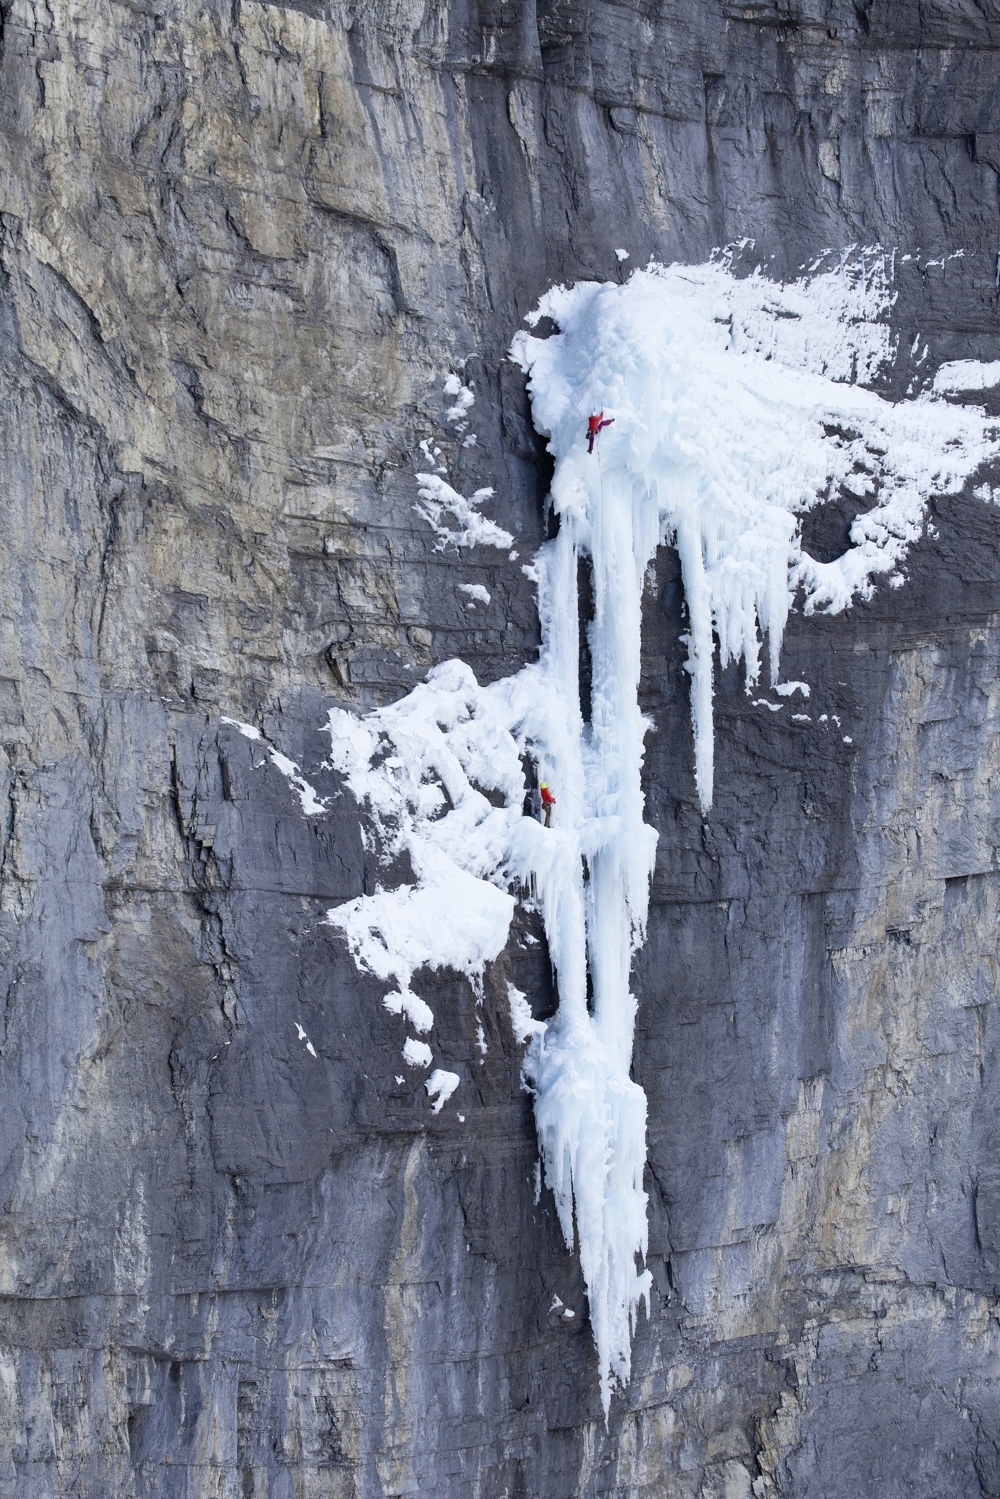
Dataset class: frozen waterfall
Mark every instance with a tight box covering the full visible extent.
[325,251,1000,1412]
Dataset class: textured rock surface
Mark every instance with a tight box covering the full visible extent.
[3,0,1000,1493]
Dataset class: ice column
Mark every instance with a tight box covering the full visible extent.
[516,451,659,1412]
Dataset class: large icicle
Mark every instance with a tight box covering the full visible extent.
[323,251,1000,1414]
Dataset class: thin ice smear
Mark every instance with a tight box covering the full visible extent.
[325,250,1000,1414]
[222,717,328,816]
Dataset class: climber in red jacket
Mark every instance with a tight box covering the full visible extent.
[540,781,556,828]
[587,412,614,453]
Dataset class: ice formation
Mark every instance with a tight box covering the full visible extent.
[414,473,513,553]
[324,252,1000,1412]
[507,981,546,1046]
[511,254,1000,809]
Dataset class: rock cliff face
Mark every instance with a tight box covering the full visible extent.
[3,0,1000,1494]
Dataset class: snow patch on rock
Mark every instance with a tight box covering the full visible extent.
[444,372,475,423]
[402,1037,432,1069]
[426,1068,461,1112]
[415,474,514,552]
[932,359,1000,393]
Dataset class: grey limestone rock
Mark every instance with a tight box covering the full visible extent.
[2,0,1000,1493]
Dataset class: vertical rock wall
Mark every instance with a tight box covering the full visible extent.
[2,0,1000,1493]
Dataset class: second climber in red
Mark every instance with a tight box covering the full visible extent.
[587,412,614,453]
[540,781,556,828]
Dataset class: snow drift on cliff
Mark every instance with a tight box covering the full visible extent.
[325,250,1000,1413]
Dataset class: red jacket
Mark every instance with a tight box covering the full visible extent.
[540,785,556,806]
